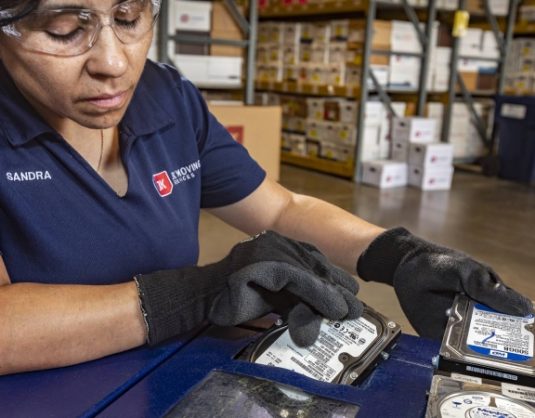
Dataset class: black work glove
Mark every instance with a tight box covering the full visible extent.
[135,231,363,347]
[357,227,533,340]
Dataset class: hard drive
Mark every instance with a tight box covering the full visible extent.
[425,373,535,418]
[438,294,535,387]
[246,304,401,385]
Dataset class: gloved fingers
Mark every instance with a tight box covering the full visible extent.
[458,264,534,317]
[238,261,351,320]
[336,285,364,320]
[281,268,352,320]
[465,274,534,318]
[395,287,454,340]
[207,267,278,326]
[296,245,359,292]
[320,264,359,294]
[211,261,353,326]
[287,303,323,347]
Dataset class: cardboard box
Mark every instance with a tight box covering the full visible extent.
[364,102,384,127]
[174,0,212,32]
[319,141,354,163]
[176,55,243,87]
[210,2,243,57]
[362,161,408,188]
[458,71,478,91]
[467,0,510,16]
[208,105,282,180]
[392,139,409,161]
[391,20,421,54]
[409,143,453,169]
[372,20,392,50]
[392,117,437,143]
[408,166,454,190]
[389,55,420,89]
[360,125,382,161]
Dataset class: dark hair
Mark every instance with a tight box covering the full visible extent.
[0,1,38,27]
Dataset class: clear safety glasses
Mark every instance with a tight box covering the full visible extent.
[2,0,160,57]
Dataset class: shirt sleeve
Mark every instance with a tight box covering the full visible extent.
[180,79,267,208]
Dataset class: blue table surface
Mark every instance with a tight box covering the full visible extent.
[0,324,440,418]
[0,327,205,418]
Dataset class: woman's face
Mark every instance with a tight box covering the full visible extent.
[0,0,153,132]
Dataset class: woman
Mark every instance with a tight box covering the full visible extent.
[0,0,531,376]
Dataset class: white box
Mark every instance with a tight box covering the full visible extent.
[369,65,389,87]
[392,139,409,161]
[392,117,437,143]
[175,55,242,87]
[459,28,483,57]
[409,143,453,169]
[391,21,421,54]
[364,102,384,127]
[432,68,450,92]
[361,125,382,161]
[174,0,212,32]
[362,161,408,189]
[408,165,454,190]
[438,0,457,10]
[481,31,500,60]
[389,55,420,89]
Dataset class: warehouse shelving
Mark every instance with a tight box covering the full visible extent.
[256,0,520,180]
[257,0,440,181]
[442,0,519,176]
[157,0,259,104]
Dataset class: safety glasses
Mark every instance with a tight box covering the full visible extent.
[2,0,160,57]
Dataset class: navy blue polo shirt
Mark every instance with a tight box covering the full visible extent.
[0,60,266,285]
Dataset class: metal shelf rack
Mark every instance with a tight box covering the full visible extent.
[442,0,520,177]
[157,0,259,104]
[258,0,438,181]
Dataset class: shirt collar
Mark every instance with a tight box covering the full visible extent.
[0,61,174,146]
[0,61,55,146]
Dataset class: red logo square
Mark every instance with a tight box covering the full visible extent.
[153,171,173,197]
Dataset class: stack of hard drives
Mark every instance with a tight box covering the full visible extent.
[245,304,401,385]
[426,294,535,418]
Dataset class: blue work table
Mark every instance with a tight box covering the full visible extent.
[0,322,440,418]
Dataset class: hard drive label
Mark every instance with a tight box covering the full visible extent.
[255,318,378,383]
[466,304,534,362]
[439,392,535,418]
[502,383,535,403]
[450,373,482,384]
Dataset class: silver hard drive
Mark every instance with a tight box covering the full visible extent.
[246,304,401,385]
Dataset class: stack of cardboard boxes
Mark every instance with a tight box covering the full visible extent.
[363,117,454,191]
[265,92,413,165]
[407,142,454,191]
[403,0,505,12]
[168,0,244,87]
[435,0,510,14]
[457,29,500,92]
[504,38,535,95]
[256,18,436,90]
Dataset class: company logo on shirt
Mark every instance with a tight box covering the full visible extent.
[169,160,201,185]
[152,160,201,197]
[6,171,52,182]
[152,171,173,197]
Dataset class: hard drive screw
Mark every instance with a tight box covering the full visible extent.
[387,321,396,329]
[275,319,284,326]
[349,372,359,380]
[380,351,390,361]
[445,308,452,317]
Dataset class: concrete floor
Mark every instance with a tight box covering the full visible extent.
[199,164,535,336]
